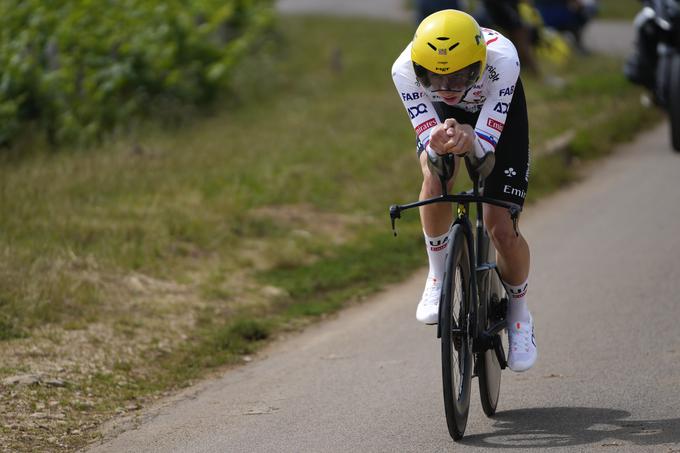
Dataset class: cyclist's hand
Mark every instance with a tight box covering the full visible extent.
[428,124,456,155]
[443,118,474,156]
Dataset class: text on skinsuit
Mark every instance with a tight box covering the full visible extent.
[494,102,509,114]
[401,92,423,101]
[499,85,515,96]
[486,118,504,132]
[486,65,500,82]
[415,118,438,136]
[429,236,449,252]
[503,184,526,199]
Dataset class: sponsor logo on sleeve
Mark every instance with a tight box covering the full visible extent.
[493,102,509,114]
[415,118,438,136]
[408,103,428,119]
[486,117,504,132]
[486,65,500,82]
[499,85,515,97]
[401,92,423,101]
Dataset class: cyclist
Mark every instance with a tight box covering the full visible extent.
[391,9,537,371]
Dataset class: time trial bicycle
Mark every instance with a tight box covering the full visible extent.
[389,152,520,440]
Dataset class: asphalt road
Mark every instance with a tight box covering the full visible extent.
[87,117,680,452]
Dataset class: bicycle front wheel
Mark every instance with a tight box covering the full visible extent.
[478,269,505,417]
[440,224,473,440]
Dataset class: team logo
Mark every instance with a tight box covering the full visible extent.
[504,167,517,177]
[499,85,515,97]
[526,148,531,182]
[429,236,449,252]
[487,117,504,132]
[486,65,500,82]
[408,103,428,119]
[401,92,422,101]
[508,283,528,298]
[493,102,509,114]
[415,118,437,136]
[503,184,526,199]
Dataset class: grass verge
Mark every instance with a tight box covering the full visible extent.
[0,14,662,452]
[597,0,641,21]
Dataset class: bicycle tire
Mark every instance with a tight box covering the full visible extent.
[669,52,680,152]
[440,224,473,440]
[477,266,504,417]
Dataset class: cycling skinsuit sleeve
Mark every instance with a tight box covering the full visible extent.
[391,43,440,151]
[472,28,521,155]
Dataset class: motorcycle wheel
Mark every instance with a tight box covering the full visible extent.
[670,52,680,152]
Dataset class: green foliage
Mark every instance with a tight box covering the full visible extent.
[0,0,273,146]
[214,318,271,352]
[597,0,641,20]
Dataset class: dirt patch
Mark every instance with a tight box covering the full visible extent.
[250,203,374,245]
[0,271,198,453]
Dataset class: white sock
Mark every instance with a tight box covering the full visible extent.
[424,229,451,284]
[504,278,531,326]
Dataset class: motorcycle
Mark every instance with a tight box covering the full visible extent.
[625,0,680,152]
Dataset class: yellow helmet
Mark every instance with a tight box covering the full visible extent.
[411,10,486,90]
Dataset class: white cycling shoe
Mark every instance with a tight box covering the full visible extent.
[507,314,537,372]
[416,276,441,324]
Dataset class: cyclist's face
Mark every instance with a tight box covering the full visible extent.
[438,91,465,105]
[425,62,482,103]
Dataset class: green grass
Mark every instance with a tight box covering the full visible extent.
[597,0,641,21]
[0,14,662,452]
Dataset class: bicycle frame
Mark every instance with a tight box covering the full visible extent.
[389,161,519,362]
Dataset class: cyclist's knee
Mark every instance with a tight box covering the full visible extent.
[487,219,519,252]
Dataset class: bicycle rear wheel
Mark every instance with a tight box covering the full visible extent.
[477,268,505,417]
[441,225,473,440]
[669,52,680,152]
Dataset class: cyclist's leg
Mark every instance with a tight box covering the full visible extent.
[484,206,529,286]
[482,77,530,287]
[481,78,536,371]
[418,150,458,236]
[414,104,476,324]
[415,147,460,324]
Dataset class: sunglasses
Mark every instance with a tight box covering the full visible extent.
[423,62,482,93]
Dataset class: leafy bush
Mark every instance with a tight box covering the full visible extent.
[0,0,273,146]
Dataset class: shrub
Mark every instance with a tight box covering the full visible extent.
[0,0,274,146]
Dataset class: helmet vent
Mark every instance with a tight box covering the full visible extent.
[427,42,436,51]
[436,37,449,41]
[448,43,460,51]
